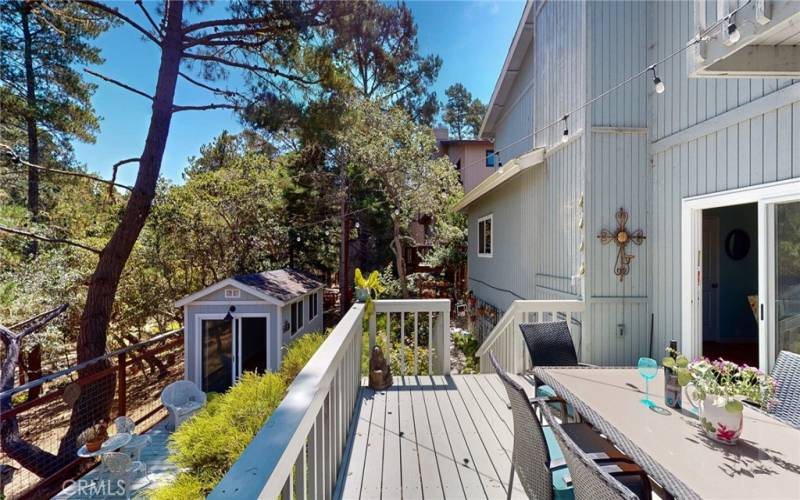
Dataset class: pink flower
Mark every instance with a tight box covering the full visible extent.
[716,424,738,442]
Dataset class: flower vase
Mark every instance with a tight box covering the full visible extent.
[687,390,743,445]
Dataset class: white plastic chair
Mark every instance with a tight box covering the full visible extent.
[114,416,152,461]
[160,380,207,430]
[102,451,146,499]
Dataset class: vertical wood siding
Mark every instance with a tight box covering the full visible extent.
[494,41,535,163]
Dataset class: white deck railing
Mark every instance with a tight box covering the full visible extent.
[210,299,451,499]
[476,300,585,374]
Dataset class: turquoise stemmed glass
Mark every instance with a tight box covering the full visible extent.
[637,357,659,407]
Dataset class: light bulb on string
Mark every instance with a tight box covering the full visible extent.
[394,208,400,216]
[355,221,360,229]
[650,66,665,94]
[727,16,740,44]
[296,236,301,243]
[561,115,569,144]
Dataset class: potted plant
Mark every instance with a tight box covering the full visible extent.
[354,268,384,316]
[663,351,776,445]
[78,419,109,452]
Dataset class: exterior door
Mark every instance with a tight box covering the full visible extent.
[201,318,234,393]
[237,316,268,376]
[702,215,720,342]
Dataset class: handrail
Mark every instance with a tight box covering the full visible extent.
[476,300,584,357]
[210,304,366,499]
[0,327,184,399]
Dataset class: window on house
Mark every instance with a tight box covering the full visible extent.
[308,292,318,320]
[486,150,495,167]
[291,303,298,334]
[298,300,304,329]
[478,214,493,257]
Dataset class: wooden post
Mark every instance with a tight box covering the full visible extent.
[117,352,127,416]
[368,310,376,353]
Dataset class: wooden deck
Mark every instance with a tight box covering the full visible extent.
[337,374,529,500]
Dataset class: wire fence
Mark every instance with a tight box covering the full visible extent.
[0,329,184,499]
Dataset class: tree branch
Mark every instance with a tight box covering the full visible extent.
[0,224,101,254]
[178,71,245,98]
[172,103,241,112]
[183,27,276,49]
[182,16,277,34]
[6,304,69,340]
[134,0,163,38]
[1,144,134,191]
[84,68,153,101]
[77,0,161,45]
[182,52,321,85]
[108,158,140,198]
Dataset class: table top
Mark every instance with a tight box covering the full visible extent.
[77,432,131,458]
[533,367,800,500]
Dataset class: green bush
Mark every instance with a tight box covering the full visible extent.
[452,330,479,374]
[148,332,327,498]
[280,332,327,383]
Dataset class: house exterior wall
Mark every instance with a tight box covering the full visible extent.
[468,0,799,365]
[648,0,800,358]
[442,141,495,194]
[280,291,324,344]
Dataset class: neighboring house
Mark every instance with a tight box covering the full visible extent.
[457,0,800,369]
[435,127,496,194]
[175,269,324,392]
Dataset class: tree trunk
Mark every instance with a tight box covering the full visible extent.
[339,180,351,317]
[392,220,408,298]
[21,2,45,401]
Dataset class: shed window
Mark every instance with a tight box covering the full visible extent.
[309,292,318,320]
[478,214,493,257]
[486,150,495,167]
[291,300,304,334]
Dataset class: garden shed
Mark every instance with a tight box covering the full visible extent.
[175,269,324,393]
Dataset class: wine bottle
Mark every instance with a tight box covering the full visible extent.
[664,340,682,409]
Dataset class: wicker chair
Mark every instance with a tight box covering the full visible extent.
[114,415,152,461]
[101,451,147,499]
[519,321,585,420]
[770,350,800,427]
[160,380,206,430]
[490,352,643,500]
[540,403,652,500]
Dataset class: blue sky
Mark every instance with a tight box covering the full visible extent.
[72,1,524,185]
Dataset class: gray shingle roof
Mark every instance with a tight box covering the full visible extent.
[233,269,323,303]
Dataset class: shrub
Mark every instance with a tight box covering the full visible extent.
[280,332,327,383]
[452,330,479,374]
[148,331,328,498]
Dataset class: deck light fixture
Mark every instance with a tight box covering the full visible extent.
[561,115,569,143]
[726,16,740,44]
[224,305,236,321]
[650,66,665,94]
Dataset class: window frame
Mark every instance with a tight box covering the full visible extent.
[477,214,493,258]
[308,292,318,321]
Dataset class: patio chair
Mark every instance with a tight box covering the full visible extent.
[160,380,206,431]
[101,451,146,499]
[490,352,643,500]
[114,415,152,461]
[519,321,586,420]
[770,350,800,428]
[540,403,652,500]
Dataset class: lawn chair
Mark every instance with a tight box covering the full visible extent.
[540,403,652,499]
[770,350,800,428]
[160,380,206,430]
[114,416,152,461]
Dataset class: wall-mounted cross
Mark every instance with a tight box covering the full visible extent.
[597,207,645,282]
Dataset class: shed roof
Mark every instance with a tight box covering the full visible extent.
[174,268,323,307]
[232,269,323,303]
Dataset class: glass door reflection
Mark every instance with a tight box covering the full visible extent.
[775,201,800,357]
[202,319,233,393]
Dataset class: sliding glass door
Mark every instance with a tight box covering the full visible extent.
[201,319,233,393]
[770,200,800,362]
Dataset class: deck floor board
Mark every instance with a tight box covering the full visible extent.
[338,374,527,500]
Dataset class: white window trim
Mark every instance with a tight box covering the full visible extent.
[477,214,493,258]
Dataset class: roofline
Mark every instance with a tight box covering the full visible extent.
[439,139,494,146]
[454,148,545,212]
[174,278,287,308]
[479,0,536,139]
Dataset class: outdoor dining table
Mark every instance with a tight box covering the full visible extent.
[533,366,800,500]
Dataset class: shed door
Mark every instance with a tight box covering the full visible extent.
[201,319,233,393]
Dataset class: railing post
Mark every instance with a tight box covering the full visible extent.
[432,305,450,375]
[117,352,127,416]
[368,310,376,354]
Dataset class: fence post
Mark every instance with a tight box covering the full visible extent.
[117,352,127,416]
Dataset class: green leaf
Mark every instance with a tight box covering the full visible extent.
[676,356,689,368]
[725,399,743,413]
[677,368,692,387]
[662,357,675,368]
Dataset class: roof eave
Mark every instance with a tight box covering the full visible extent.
[454,148,545,212]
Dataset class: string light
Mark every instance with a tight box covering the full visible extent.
[355,221,360,229]
[726,15,740,44]
[561,115,569,143]
[394,208,400,216]
[650,65,665,94]
[296,236,301,242]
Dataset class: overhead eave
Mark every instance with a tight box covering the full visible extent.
[479,1,536,139]
[454,148,545,212]
[688,0,800,77]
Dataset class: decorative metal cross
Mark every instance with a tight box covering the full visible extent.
[597,207,646,282]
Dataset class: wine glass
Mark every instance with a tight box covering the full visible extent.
[637,357,659,407]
